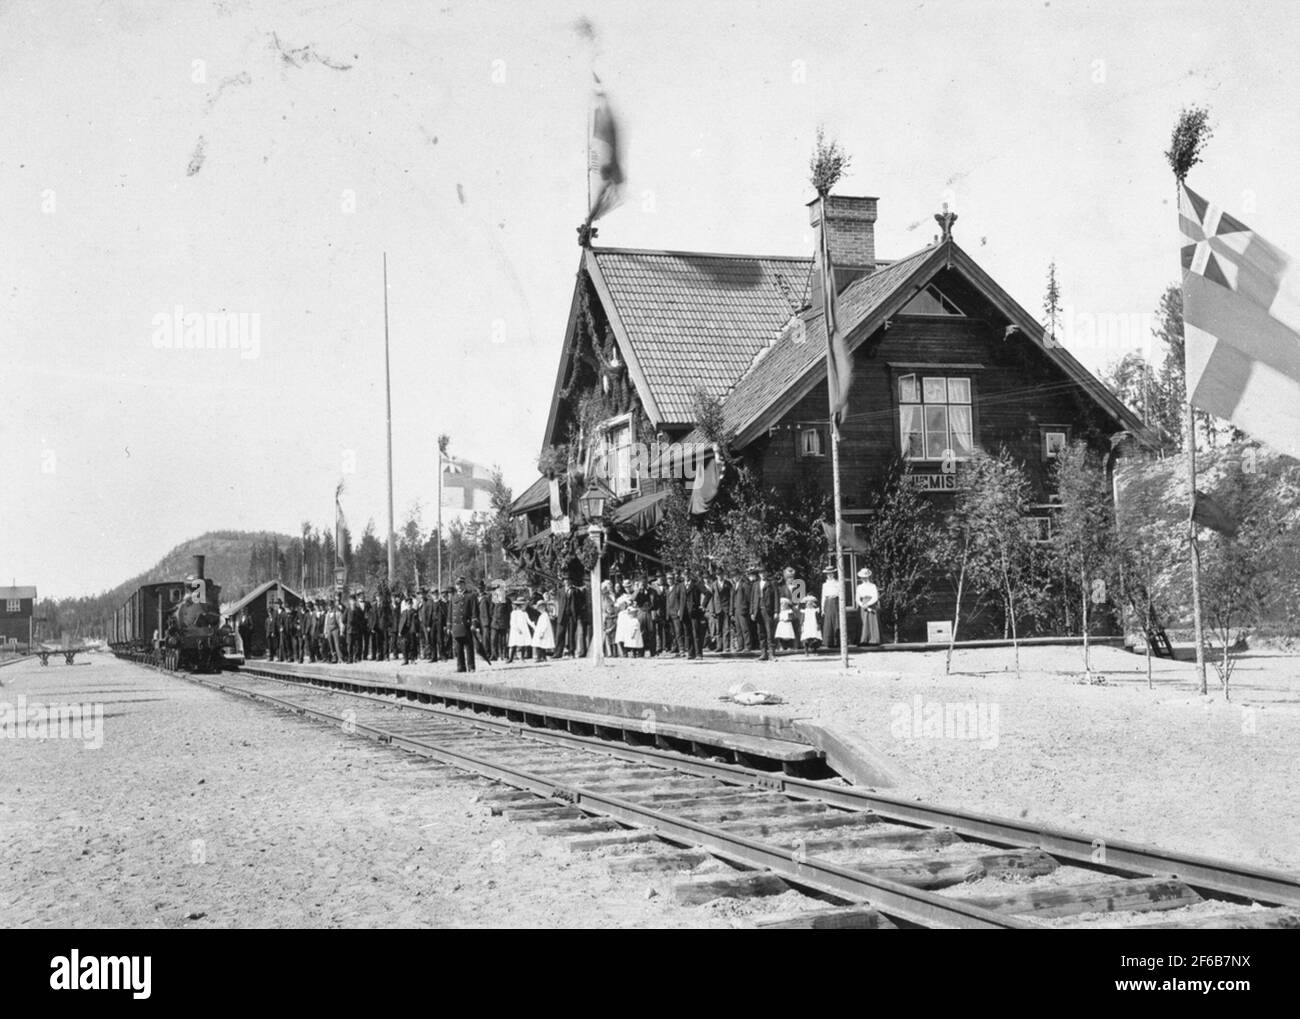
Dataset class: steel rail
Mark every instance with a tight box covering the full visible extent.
[177,667,1030,928]
[235,662,1300,910]
[128,654,1300,914]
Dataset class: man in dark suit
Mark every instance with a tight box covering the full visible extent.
[264,602,279,660]
[300,601,316,662]
[709,569,732,653]
[363,595,378,661]
[449,577,478,673]
[683,569,708,660]
[665,571,686,657]
[555,578,577,658]
[477,586,494,662]
[750,565,778,662]
[397,597,414,665]
[374,593,391,661]
[731,570,751,652]
[491,588,511,660]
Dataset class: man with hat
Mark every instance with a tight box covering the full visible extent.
[820,563,842,651]
[708,567,732,654]
[855,567,881,647]
[477,583,495,662]
[731,567,752,652]
[449,576,478,672]
[749,564,778,661]
[264,600,279,660]
[490,582,511,660]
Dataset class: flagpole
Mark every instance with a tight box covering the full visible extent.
[819,194,851,671]
[1174,181,1207,693]
[383,252,396,586]
[1185,374,1207,692]
[436,450,443,591]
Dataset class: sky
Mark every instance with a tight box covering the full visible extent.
[4,0,1298,597]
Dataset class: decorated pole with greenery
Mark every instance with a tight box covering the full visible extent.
[1165,105,1213,694]
[810,126,852,670]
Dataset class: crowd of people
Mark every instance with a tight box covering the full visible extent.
[598,562,881,661]
[235,562,884,672]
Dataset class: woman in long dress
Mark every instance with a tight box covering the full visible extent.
[530,595,556,661]
[600,580,619,658]
[855,568,881,646]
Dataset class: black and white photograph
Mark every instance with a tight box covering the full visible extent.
[3,0,1298,969]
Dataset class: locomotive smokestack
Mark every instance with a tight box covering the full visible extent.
[192,555,205,579]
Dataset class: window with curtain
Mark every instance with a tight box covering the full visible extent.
[898,373,973,461]
[604,416,637,496]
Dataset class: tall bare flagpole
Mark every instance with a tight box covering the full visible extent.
[384,253,396,584]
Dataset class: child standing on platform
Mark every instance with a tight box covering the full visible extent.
[800,594,822,653]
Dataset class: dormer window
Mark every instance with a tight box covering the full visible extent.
[900,283,965,316]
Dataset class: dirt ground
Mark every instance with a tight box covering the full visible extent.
[0,655,742,929]
[307,641,1300,875]
[3,642,1296,929]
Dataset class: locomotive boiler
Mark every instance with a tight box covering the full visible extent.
[109,555,231,671]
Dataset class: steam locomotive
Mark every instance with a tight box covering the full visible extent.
[109,555,237,671]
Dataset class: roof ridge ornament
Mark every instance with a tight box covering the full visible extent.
[578,223,598,247]
[935,202,958,243]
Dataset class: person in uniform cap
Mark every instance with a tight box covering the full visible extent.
[855,568,881,647]
[449,577,478,672]
[490,583,511,661]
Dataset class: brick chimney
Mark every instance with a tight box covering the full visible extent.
[808,194,878,292]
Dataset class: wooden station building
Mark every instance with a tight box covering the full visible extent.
[512,192,1156,640]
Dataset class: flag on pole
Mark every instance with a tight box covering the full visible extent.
[814,197,853,425]
[1192,490,1239,538]
[441,455,495,512]
[1179,183,1300,458]
[587,73,625,225]
[335,481,348,546]
[688,446,722,515]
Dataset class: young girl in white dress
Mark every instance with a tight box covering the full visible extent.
[800,594,822,653]
[507,599,533,663]
[774,596,796,650]
[530,595,556,661]
[614,593,642,656]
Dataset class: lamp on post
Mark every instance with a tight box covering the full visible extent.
[579,490,608,666]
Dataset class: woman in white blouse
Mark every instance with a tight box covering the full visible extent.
[855,568,881,647]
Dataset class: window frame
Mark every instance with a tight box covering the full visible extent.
[895,371,977,464]
[1040,425,1071,461]
[795,422,828,460]
[5,599,19,614]
[600,412,639,497]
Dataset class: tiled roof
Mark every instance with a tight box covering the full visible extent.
[709,246,939,440]
[590,249,814,424]
[0,586,36,600]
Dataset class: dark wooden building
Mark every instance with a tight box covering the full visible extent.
[220,580,304,658]
[512,192,1156,639]
[0,586,36,648]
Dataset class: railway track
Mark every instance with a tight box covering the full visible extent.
[122,654,1300,929]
